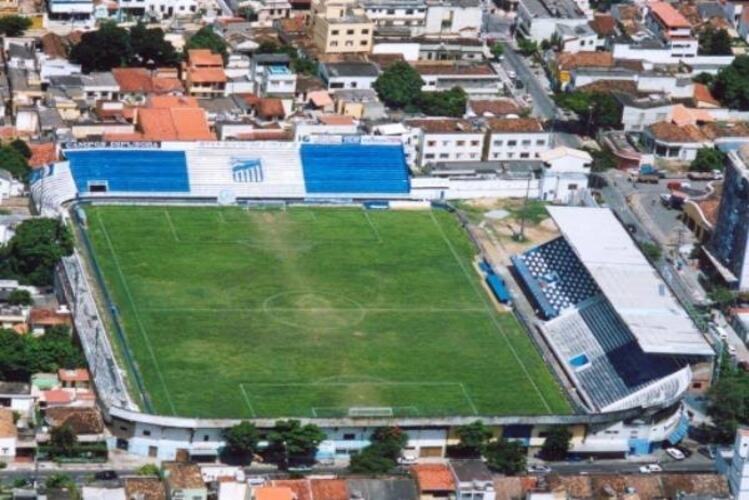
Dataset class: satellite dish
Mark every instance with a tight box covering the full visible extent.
[217,189,236,206]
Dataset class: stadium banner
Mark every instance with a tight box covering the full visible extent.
[304,135,403,146]
[62,141,161,150]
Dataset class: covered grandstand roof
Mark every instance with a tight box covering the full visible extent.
[546,207,712,357]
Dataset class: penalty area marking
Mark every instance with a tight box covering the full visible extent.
[164,209,180,242]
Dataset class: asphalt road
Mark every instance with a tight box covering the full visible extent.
[500,42,557,120]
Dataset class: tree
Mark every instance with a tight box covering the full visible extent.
[455,421,492,457]
[707,355,749,443]
[0,15,32,37]
[348,427,408,474]
[586,147,616,172]
[266,420,325,469]
[9,139,31,159]
[49,424,77,457]
[0,218,73,287]
[517,37,538,57]
[0,145,30,180]
[693,72,715,85]
[416,87,467,117]
[639,241,662,262]
[70,21,132,73]
[7,289,31,306]
[540,427,571,461]
[691,147,727,173]
[699,27,732,56]
[554,91,621,133]
[713,55,749,110]
[490,42,504,60]
[129,23,179,67]
[136,464,161,477]
[185,26,228,61]
[709,286,735,308]
[373,61,424,109]
[45,473,73,489]
[484,439,526,475]
[222,421,259,464]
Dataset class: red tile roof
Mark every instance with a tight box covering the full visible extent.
[271,480,311,500]
[138,108,215,141]
[310,479,348,500]
[58,369,90,383]
[43,389,74,405]
[188,67,227,83]
[188,49,224,67]
[650,2,691,29]
[414,63,495,76]
[411,464,456,493]
[693,83,720,107]
[28,142,57,168]
[648,121,706,142]
[589,14,616,35]
[557,51,614,70]
[256,98,285,120]
[469,99,521,117]
[486,117,544,133]
[30,308,71,327]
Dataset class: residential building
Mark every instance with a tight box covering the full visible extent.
[708,146,749,292]
[729,428,749,499]
[0,382,34,416]
[319,62,379,90]
[485,118,550,161]
[0,170,23,202]
[251,54,297,98]
[415,63,501,97]
[184,50,227,98]
[556,23,599,54]
[539,146,591,203]
[405,118,484,169]
[332,89,386,119]
[242,0,292,26]
[82,487,126,500]
[123,477,167,500]
[113,68,184,103]
[310,0,374,55]
[58,369,90,390]
[109,96,215,141]
[163,463,208,500]
[552,51,614,91]
[359,0,427,37]
[45,407,105,442]
[466,99,521,118]
[642,121,709,161]
[615,93,673,132]
[45,0,94,27]
[117,0,201,18]
[411,464,456,499]
[449,460,495,500]
[422,0,482,37]
[516,0,588,42]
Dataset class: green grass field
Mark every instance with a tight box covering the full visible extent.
[84,205,571,419]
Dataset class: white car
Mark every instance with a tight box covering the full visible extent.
[639,464,663,474]
[666,448,686,460]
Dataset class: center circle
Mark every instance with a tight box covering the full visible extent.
[262,291,366,329]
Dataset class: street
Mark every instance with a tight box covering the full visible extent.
[500,42,558,120]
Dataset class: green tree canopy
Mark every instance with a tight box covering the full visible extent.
[267,419,325,468]
[491,43,504,59]
[693,72,715,85]
[554,91,621,131]
[129,23,179,67]
[517,37,538,57]
[70,22,132,73]
[713,55,749,110]
[185,26,228,61]
[373,61,424,109]
[0,218,73,286]
[691,147,727,172]
[416,87,467,117]
[348,427,408,474]
[136,464,161,477]
[9,139,31,159]
[540,427,571,461]
[222,421,259,464]
[0,15,32,37]
[707,355,749,443]
[50,424,77,457]
[484,439,526,475]
[456,421,492,457]
[0,145,30,181]
[699,27,732,56]
[349,447,396,474]
[0,327,83,382]
[7,289,31,306]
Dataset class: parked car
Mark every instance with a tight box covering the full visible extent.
[666,448,686,460]
[527,465,552,474]
[94,471,118,481]
[639,464,663,474]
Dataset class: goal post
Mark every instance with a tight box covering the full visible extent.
[243,200,287,211]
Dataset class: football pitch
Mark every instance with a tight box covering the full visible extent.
[84,205,571,419]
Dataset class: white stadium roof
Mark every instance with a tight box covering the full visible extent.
[547,206,713,357]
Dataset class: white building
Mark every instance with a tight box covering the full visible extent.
[516,0,588,43]
[241,0,291,26]
[117,0,202,19]
[729,428,749,499]
[539,146,591,203]
[360,0,427,36]
[405,118,485,169]
[415,63,501,97]
[615,93,673,132]
[0,170,23,202]
[46,0,94,28]
[423,0,482,37]
[319,62,380,90]
[485,118,550,161]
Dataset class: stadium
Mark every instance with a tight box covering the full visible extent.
[35,139,713,460]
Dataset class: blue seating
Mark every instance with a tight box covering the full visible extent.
[66,150,190,193]
[300,144,410,194]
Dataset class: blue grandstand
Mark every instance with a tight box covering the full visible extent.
[300,144,410,195]
[66,150,190,193]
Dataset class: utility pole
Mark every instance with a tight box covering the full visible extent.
[517,173,532,241]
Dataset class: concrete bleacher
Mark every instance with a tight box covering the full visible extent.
[542,298,690,412]
[300,144,410,195]
[512,237,600,318]
[30,163,78,215]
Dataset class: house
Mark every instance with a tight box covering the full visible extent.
[411,464,456,499]
[310,0,374,55]
[0,409,17,461]
[163,462,208,500]
[448,460,494,500]
[44,407,105,442]
[643,121,709,161]
[112,68,184,103]
[0,169,23,202]
[614,92,673,132]
[552,51,614,91]
[332,89,385,119]
[105,96,215,142]
[242,0,291,26]
[405,118,485,169]
[251,487,294,500]
[251,54,297,98]
[45,0,94,29]
[556,23,599,54]
[31,373,59,392]
[310,479,348,500]
[29,307,71,336]
[0,305,28,331]
[485,118,550,161]
[360,0,427,37]
[117,0,201,19]
[319,62,380,90]
[414,63,501,97]
[516,0,588,42]
[345,478,418,500]
[466,99,521,118]
[184,50,227,99]
[0,382,35,416]
[58,369,90,390]
[123,477,167,500]
[539,146,591,202]
[217,482,250,500]
[422,0,482,37]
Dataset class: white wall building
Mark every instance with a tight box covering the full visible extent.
[729,428,749,500]
[423,0,482,37]
[485,118,551,161]
[539,146,591,203]
[405,118,485,169]
[319,62,380,90]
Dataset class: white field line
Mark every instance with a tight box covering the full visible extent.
[141,306,487,313]
[362,209,383,243]
[239,384,257,418]
[428,211,552,414]
[96,212,178,415]
[164,209,180,242]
